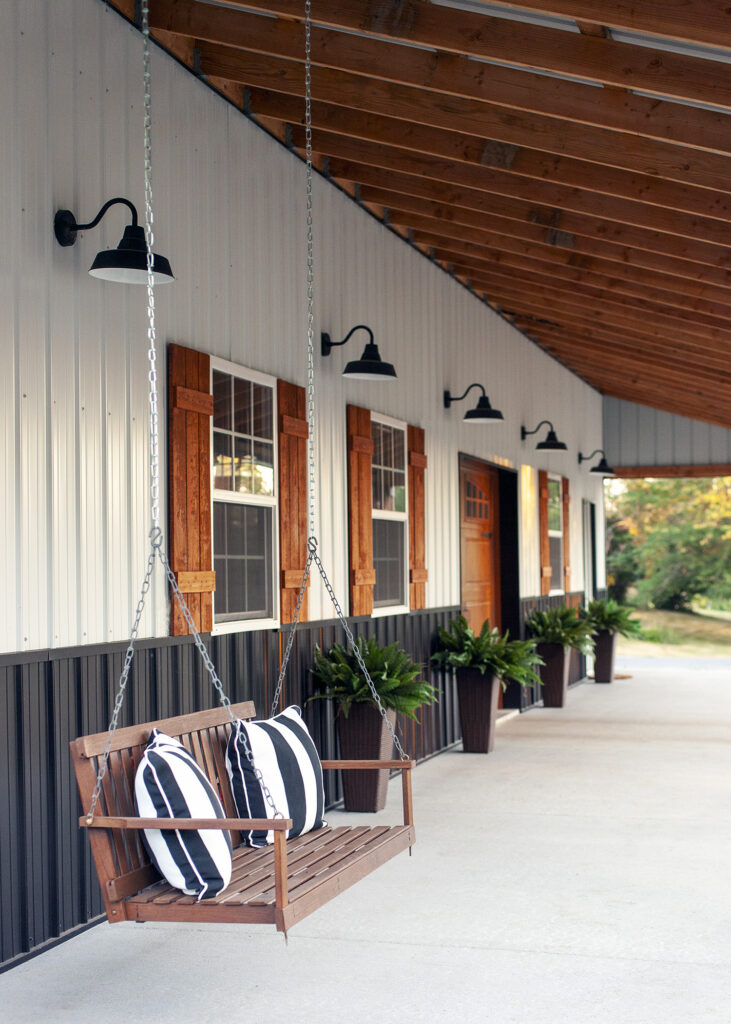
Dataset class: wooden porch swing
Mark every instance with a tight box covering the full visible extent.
[70,0,416,937]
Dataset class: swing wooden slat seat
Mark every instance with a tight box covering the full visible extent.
[71,702,415,934]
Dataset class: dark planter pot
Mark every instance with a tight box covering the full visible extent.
[456,668,500,753]
[594,630,618,683]
[536,642,569,708]
[337,705,397,812]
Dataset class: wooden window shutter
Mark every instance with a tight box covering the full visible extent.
[407,425,428,610]
[168,343,215,635]
[562,476,571,593]
[538,469,551,597]
[347,404,375,616]
[278,379,309,624]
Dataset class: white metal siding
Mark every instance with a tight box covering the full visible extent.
[1,0,606,653]
[603,397,731,469]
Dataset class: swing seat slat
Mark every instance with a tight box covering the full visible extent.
[70,702,415,934]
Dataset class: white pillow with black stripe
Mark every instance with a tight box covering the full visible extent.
[226,705,326,848]
[134,729,232,900]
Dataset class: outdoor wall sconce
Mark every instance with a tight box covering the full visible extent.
[521,420,567,451]
[320,324,397,380]
[578,449,614,475]
[53,197,174,284]
[443,383,503,422]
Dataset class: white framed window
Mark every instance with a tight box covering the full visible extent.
[210,357,279,632]
[371,413,409,615]
[547,475,564,594]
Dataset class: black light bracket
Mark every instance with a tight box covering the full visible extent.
[578,449,606,464]
[321,324,374,358]
[444,382,486,409]
[54,197,139,248]
[522,419,554,441]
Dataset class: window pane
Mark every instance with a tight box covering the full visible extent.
[213,502,273,622]
[393,428,405,471]
[212,371,232,430]
[234,377,252,436]
[213,432,233,491]
[549,535,563,591]
[252,440,274,495]
[382,426,394,470]
[382,470,394,511]
[393,471,406,513]
[371,421,382,467]
[548,479,562,532]
[372,467,383,511]
[234,436,252,494]
[373,519,405,607]
[252,383,273,440]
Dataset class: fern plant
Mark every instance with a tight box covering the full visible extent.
[431,615,543,691]
[581,598,642,638]
[310,636,438,719]
[525,605,595,656]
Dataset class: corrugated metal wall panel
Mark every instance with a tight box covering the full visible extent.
[604,397,731,469]
[1,0,606,654]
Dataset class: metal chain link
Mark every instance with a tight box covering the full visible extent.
[86,3,281,824]
[271,0,409,761]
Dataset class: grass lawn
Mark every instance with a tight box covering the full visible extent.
[618,608,731,659]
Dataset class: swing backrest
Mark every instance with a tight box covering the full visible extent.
[69,702,256,905]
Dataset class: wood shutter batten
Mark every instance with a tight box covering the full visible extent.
[278,379,309,624]
[168,343,214,635]
[538,469,551,597]
[407,425,428,609]
[562,476,571,594]
[347,404,374,616]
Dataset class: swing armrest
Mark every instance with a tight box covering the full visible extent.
[80,815,293,831]
[321,761,415,828]
[321,760,416,770]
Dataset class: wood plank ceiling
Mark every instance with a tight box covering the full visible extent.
[112,0,731,427]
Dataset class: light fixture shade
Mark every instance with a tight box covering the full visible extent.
[463,395,504,422]
[591,456,614,475]
[536,428,567,452]
[88,225,174,284]
[343,342,397,380]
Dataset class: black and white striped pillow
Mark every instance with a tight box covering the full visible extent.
[134,729,232,900]
[226,705,326,847]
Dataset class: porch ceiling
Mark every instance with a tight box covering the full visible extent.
[113,0,731,428]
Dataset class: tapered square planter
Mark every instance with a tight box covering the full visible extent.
[594,630,618,683]
[536,642,569,708]
[337,705,397,812]
[456,668,500,753]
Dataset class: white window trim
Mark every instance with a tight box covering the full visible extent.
[547,472,564,596]
[371,412,409,615]
[210,357,280,634]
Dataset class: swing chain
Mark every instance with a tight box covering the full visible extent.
[270,548,315,718]
[85,2,282,826]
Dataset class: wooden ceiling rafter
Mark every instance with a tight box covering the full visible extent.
[149,0,731,156]
[116,0,731,428]
[177,0,731,108]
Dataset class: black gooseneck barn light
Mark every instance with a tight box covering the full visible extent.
[521,420,568,451]
[443,383,504,422]
[578,449,614,475]
[53,197,174,284]
[320,324,397,380]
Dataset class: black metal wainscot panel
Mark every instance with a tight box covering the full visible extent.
[507,591,588,710]
[0,606,458,970]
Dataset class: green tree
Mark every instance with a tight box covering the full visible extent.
[605,477,731,611]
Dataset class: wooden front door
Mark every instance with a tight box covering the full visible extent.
[460,456,501,632]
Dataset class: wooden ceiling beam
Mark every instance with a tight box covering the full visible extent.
[201,46,731,204]
[282,127,731,269]
[612,465,731,479]
[314,152,731,290]
[469,277,731,351]
[149,0,731,156]
[199,0,731,109]
[482,2,731,51]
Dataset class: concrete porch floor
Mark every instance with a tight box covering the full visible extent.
[4,658,731,1023]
